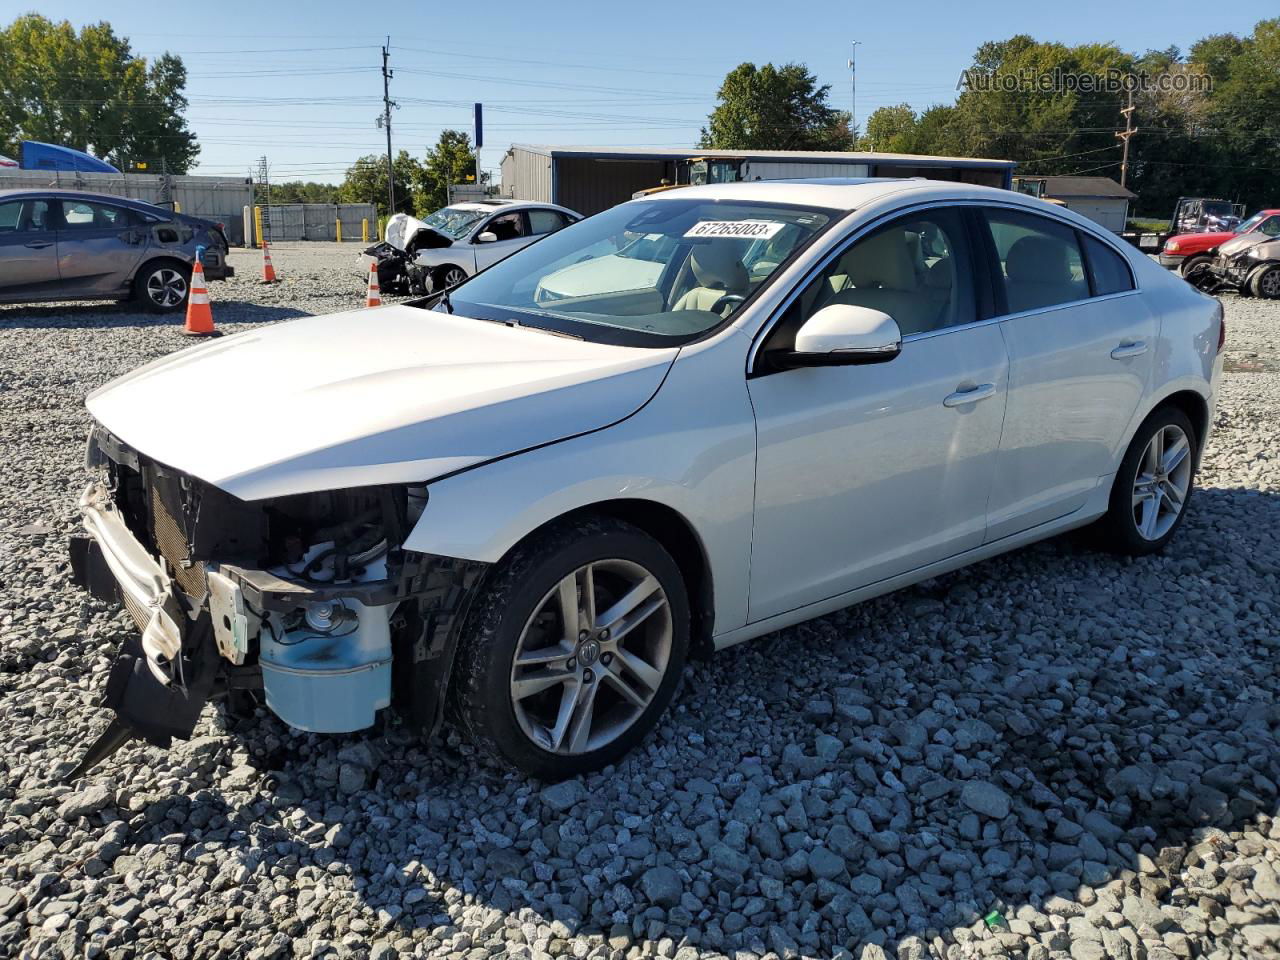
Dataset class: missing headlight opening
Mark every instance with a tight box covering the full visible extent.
[67,424,486,778]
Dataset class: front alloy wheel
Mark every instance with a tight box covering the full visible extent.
[510,559,673,755]
[451,517,689,778]
[439,265,469,289]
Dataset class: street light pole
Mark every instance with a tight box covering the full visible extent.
[381,38,397,216]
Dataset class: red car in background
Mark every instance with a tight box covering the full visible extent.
[1160,209,1280,276]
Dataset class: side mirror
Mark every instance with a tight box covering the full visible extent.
[475,231,498,244]
[781,303,902,367]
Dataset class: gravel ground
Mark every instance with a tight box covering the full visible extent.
[0,243,1277,960]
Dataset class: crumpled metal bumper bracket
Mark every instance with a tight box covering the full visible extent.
[78,482,182,685]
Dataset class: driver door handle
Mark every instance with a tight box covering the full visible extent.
[943,383,996,407]
[24,240,53,249]
[1111,340,1148,360]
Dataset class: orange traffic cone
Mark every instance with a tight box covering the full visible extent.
[262,241,278,283]
[181,259,219,337]
[365,260,382,307]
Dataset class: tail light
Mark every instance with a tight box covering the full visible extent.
[1216,301,1226,354]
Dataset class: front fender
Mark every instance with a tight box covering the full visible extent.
[404,334,758,637]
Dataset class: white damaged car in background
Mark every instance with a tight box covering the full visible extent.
[363,199,579,295]
[69,178,1222,780]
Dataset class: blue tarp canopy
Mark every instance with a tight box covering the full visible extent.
[20,141,119,173]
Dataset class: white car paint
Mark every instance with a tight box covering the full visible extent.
[86,307,676,501]
[88,178,1222,654]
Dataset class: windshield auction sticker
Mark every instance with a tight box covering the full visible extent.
[684,220,785,239]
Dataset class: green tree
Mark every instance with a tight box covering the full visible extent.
[0,14,198,171]
[700,63,853,151]
[859,104,919,152]
[340,151,425,217]
[416,130,478,213]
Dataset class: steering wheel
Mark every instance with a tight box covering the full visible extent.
[711,293,746,315]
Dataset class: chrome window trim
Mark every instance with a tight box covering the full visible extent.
[747,197,1144,374]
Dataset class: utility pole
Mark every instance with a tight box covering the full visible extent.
[848,41,861,143]
[1117,88,1137,188]
[381,38,397,216]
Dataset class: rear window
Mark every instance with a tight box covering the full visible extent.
[1082,234,1135,296]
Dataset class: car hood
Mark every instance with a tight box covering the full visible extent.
[87,305,677,500]
[1168,229,1234,248]
[1219,231,1278,258]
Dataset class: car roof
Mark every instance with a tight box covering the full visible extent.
[636,178,1139,248]
[448,199,579,215]
[0,187,170,214]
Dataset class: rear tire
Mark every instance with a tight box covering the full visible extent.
[134,260,191,313]
[451,516,689,779]
[1094,406,1197,556]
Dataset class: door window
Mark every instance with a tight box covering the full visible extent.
[59,200,130,230]
[761,207,976,361]
[983,209,1088,313]
[484,212,525,242]
[1081,235,1135,296]
[0,199,51,232]
[527,209,568,236]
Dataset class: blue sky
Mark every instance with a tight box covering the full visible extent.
[8,1,1266,185]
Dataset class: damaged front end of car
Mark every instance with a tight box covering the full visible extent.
[363,214,453,295]
[66,424,487,778]
[1188,235,1280,298]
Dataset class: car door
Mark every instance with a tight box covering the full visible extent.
[472,210,531,271]
[746,206,1010,622]
[0,196,60,297]
[55,198,149,295]
[979,206,1155,542]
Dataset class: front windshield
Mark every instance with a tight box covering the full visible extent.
[443,198,835,345]
[422,206,488,240]
[1236,212,1270,234]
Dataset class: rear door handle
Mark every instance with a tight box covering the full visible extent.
[24,240,53,249]
[1111,340,1148,359]
[943,383,997,407]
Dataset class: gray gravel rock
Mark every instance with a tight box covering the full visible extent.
[0,254,1277,958]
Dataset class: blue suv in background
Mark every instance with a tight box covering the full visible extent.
[0,189,233,312]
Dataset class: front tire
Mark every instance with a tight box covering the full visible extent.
[1249,264,1280,299]
[1095,406,1197,556]
[1180,254,1212,279]
[451,517,689,779]
[436,265,469,290]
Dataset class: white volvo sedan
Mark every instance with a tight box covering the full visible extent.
[69,179,1223,779]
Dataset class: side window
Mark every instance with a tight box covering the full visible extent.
[984,208,1088,313]
[761,207,975,361]
[0,199,51,232]
[1261,217,1280,238]
[59,200,129,230]
[1082,234,1135,296]
[485,212,525,241]
[527,209,567,236]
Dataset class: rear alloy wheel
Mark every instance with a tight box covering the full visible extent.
[1250,264,1280,299]
[136,262,190,313]
[437,265,469,290]
[451,517,689,779]
[1095,406,1196,555]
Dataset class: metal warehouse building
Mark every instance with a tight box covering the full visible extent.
[500,145,1017,216]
